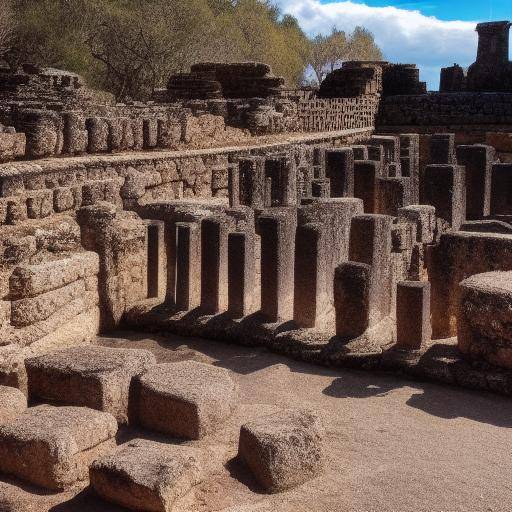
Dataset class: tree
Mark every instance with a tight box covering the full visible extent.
[309,26,383,84]
[0,0,13,59]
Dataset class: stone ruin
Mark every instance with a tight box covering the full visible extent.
[0,19,512,512]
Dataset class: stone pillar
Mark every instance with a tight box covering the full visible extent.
[143,119,158,149]
[311,179,330,198]
[349,214,393,325]
[175,222,201,311]
[400,134,420,203]
[429,134,456,165]
[325,148,354,197]
[313,147,326,179]
[228,231,255,318]
[490,163,512,215]
[352,145,369,160]
[422,164,466,229]
[258,208,296,322]
[354,160,378,213]
[86,117,109,153]
[456,144,494,220]
[398,205,436,244]
[396,281,431,350]
[62,111,87,155]
[200,217,229,314]
[334,262,372,339]
[377,177,412,216]
[239,157,265,208]
[264,156,297,207]
[370,135,400,167]
[475,21,511,66]
[228,164,240,208]
[293,223,327,328]
[145,220,166,299]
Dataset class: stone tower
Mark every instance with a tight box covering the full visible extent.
[467,20,512,92]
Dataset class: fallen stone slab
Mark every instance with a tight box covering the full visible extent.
[131,360,238,439]
[238,409,324,493]
[0,405,117,490]
[90,439,204,512]
[0,386,27,425]
[26,345,156,423]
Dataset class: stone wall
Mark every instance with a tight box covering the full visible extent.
[378,92,512,128]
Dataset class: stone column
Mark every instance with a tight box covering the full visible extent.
[422,164,466,229]
[325,148,354,197]
[175,222,201,311]
[258,208,296,322]
[200,217,229,314]
[396,281,431,350]
[354,160,379,213]
[228,231,255,318]
[239,157,265,208]
[145,220,166,299]
[490,163,512,215]
[456,144,495,220]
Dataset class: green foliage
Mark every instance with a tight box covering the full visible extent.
[309,26,383,83]
[5,0,382,99]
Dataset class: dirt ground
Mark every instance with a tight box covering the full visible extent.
[3,330,512,512]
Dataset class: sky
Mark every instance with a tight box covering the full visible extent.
[275,0,512,90]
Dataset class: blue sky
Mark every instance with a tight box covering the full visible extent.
[276,0,512,89]
[320,0,512,21]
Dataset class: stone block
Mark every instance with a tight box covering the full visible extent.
[0,386,27,425]
[325,148,354,197]
[11,279,86,327]
[26,190,53,219]
[90,439,204,512]
[458,271,512,368]
[398,205,436,243]
[131,361,238,440]
[10,252,99,299]
[26,346,156,423]
[422,164,466,229]
[396,281,431,350]
[0,405,117,490]
[238,409,324,493]
[354,160,378,213]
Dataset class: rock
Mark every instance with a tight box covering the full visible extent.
[458,271,512,369]
[130,361,238,439]
[238,409,324,493]
[0,405,117,490]
[0,386,27,425]
[25,346,156,423]
[90,439,204,512]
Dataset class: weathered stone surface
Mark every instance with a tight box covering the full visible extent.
[0,386,27,425]
[238,409,324,493]
[0,405,117,490]
[26,346,156,423]
[458,271,512,369]
[9,252,99,299]
[90,439,204,512]
[131,361,238,439]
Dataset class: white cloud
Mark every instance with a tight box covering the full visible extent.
[275,0,480,90]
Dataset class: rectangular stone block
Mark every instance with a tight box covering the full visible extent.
[456,144,495,220]
[293,222,328,328]
[11,278,86,327]
[334,262,372,339]
[377,177,412,216]
[86,117,109,153]
[398,205,436,243]
[9,251,99,299]
[0,405,117,490]
[258,208,296,322]
[146,220,166,299]
[429,133,456,164]
[325,148,354,198]
[396,281,431,350]
[175,222,201,311]
[422,164,466,229]
[239,157,265,208]
[349,214,393,325]
[311,178,330,198]
[201,217,229,314]
[228,231,255,318]
[354,160,378,213]
[490,163,512,215]
[26,346,156,423]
